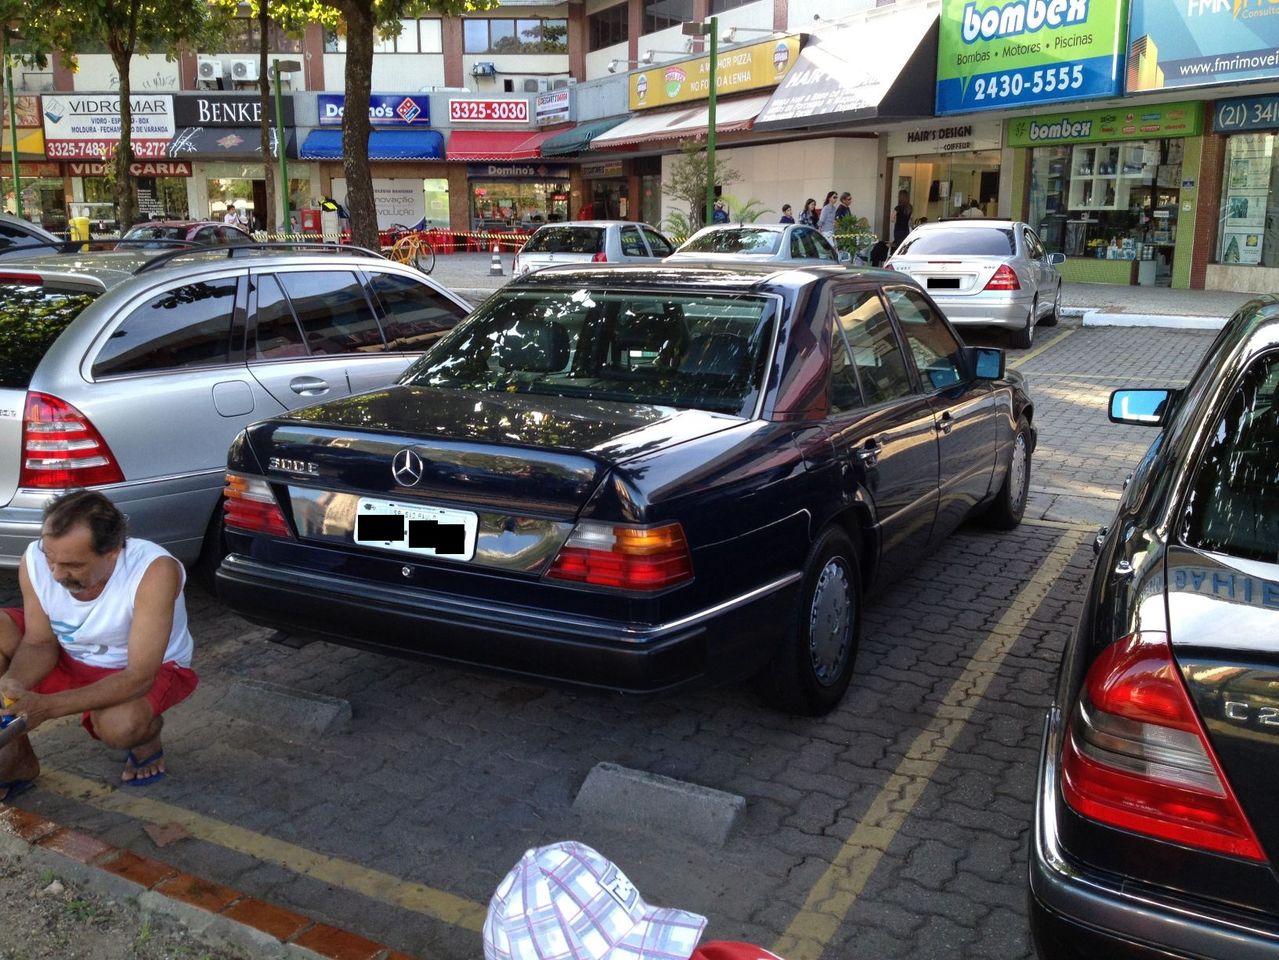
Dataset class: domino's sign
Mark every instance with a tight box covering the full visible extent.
[318,94,431,126]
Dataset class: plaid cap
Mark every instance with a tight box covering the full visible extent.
[484,841,708,960]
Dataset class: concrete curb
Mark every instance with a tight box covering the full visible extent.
[1061,306,1229,330]
[0,806,412,960]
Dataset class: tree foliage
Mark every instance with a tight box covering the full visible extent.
[662,140,739,232]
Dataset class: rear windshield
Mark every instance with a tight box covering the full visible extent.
[122,226,185,241]
[0,282,100,388]
[897,227,1015,257]
[403,288,777,417]
[522,227,604,254]
[1181,351,1279,564]
[678,228,782,256]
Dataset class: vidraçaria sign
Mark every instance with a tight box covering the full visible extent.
[1005,101,1204,147]
[936,0,1127,115]
[628,35,801,111]
[1127,0,1279,92]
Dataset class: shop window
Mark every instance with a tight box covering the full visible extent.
[220,15,301,54]
[465,17,568,53]
[588,4,628,52]
[644,0,693,34]
[92,280,237,378]
[332,19,442,53]
[1219,133,1275,267]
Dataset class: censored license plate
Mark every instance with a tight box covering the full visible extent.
[353,498,479,562]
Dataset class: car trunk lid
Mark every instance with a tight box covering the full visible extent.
[890,255,1007,296]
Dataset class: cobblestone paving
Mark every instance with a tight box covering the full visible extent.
[0,322,1219,959]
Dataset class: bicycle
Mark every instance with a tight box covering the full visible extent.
[386,224,436,274]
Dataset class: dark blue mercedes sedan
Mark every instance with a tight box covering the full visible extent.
[216,263,1035,715]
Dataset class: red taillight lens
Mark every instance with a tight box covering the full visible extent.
[545,521,693,590]
[19,392,124,489]
[882,263,895,270]
[591,251,608,262]
[223,472,291,537]
[983,264,1021,291]
[1060,632,1264,861]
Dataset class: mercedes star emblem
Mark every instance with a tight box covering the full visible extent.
[392,449,424,486]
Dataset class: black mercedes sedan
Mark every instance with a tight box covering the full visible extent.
[216,263,1035,715]
[1031,297,1279,957]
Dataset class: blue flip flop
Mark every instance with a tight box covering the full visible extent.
[0,778,34,803]
[123,749,166,787]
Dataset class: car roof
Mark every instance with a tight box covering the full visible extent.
[691,223,790,233]
[507,261,897,290]
[531,221,659,230]
[919,218,1021,228]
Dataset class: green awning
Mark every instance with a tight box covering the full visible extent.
[540,116,628,157]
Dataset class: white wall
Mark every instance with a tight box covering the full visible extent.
[585,40,628,81]
[72,54,180,91]
[787,0,877,29]
[323,53,449,92]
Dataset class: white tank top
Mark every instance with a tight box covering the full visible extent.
[24,539,194,669]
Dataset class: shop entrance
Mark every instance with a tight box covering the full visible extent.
[892,150,1002,228]
[208,177,266,231]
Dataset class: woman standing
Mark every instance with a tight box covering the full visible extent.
[817,190,839,242]
[799,198,818,227]
[892,189,913,250]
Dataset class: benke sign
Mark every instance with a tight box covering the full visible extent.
[173,94,294,126]
[317,94,430,126]
[883,119,1003,155]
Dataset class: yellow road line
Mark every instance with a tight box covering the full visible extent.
[1009,327,1077,368]
[37,768,487,932]
[773,530,1082,960]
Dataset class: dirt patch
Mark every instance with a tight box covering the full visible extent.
[0,853,246,960]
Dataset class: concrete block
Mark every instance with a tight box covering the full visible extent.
[573,762,746,847]
[216,679,352,736]
[1082,311,1226,330]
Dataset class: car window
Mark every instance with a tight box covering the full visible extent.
[828,313,863,413]
[252,274,308,359]
[1181,351,1279,564]
[642,227,674,257]
[896,227,1016,256]
[679,228,782,255]
[790,230,811,259]
[92,278,237,378]
[223,227,252,245]
[619,226,647,257]
[276,270,384,355]
[0,281,101,388]
[808,229,837,262]
[886,287,965,390]
[1024,229,1045,259]
[833,288,914,405]
[366,271,466,352]
[193,227,218,243]
[522,226,604,254]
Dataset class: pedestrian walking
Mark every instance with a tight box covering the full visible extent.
[835,191,852,220]
[799,198,818,227]
[779,204,795,224]
[712,200,730,224]
[817,190,838,242]
[892,189,913,250]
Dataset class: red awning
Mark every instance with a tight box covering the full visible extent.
[446,129,553,161]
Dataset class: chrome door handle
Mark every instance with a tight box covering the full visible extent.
[937,412,955,435]
[289,376,329,396]
[855,437,885,466]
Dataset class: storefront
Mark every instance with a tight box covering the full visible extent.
[466,162,571,228]
[883,120,1005,228]
[1209,94,1279,289]
[579,159,628,219]
[3,97,63,232]
[68,160,192,227]
[1010,102,1203,288]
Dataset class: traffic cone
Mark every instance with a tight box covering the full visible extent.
[489,244,504,277]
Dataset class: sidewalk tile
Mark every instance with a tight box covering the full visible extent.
[292,922,386,960]
[99,850,179,889]
[222,896,312,941]
[39,826,113,864]
[154,872,241,912]
[0,807,57,844]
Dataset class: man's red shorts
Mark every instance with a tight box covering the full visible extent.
[1,607,198,739]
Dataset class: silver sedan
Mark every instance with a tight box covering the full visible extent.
[886,219,1063,349]
[667,223,851,266]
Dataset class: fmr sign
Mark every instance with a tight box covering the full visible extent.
[69,160,192,177]
[629,35,800,111]
[448,98,530,123]
[535,89,571,126]
[41,93,174,159]
[317,93,431,126]
[1128,0,1279,93]
[1006,101,1203,147]
[1215,94,1279,134]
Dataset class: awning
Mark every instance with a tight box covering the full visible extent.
[590,94,771,151]
[167,126,298,160]
[299,129,445,160]
[446,129,552,161]
[540,117,628,156]
[753,6,939,131]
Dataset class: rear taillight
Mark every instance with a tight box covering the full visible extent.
[19,392,124,488]
[882,263,895,270]
[983,264,1021,291]
[1060,632,1264,861]
[223,472,291,537]
[545,521,692,590]
[592,251,608,262]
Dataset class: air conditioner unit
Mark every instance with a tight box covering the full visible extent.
[552,78,569,90]
[522,78,540,93]
[230,58,259,82]
[536,78,550,92]
[197,55,223,82]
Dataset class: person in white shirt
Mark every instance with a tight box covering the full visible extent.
[223,208,238,225]
[961,199,984,218]
[0,490,198,801]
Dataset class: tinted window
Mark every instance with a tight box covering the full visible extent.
[1024,229,1045,259]
[896,227,1015,256]
[0,283,100,388]
[367,271,466,351]
[833,289,914,405]
[1182,352,1279,563]
[522,226,604,254]
[828,314,863,413]
[679,228,782,255]
[887,287,964,390]
[276,271,383,355]
[92,279,236,378]
[810,231,838,262]
[790,230,811,259]
[642,227,674,257]
[223,227,252,245]
[619,226,647,257]
[252,274,307,359]
[122,226,185,242]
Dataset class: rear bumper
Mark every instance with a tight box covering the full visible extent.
[929,293,1033,329]
[1030,710,1279,960]
[216,553,799,694]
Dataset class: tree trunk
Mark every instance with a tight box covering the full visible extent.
[111,47,138,232]
[257,1,276,234]
[339,0,377,250]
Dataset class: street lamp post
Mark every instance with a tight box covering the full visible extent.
[3,29,22,220]
[272,59,301,235]
[682,17,718,226]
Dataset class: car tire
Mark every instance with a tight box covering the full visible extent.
[981,415,1032,530]
[757,527,861,716]
[191,499,227,595]
[1011,301,1035,349]
[1042,283,1061,327]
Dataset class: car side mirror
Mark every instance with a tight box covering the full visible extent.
[838,250,852,263]
[967,346,1005,380]
[1109,388,1175,426]
[1048,253,1066,265]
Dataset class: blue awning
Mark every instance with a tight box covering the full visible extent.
[299,129,444,160]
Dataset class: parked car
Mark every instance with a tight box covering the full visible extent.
[886,218,1063,349]
[667,223,849,266]
[512,222,674,276]
[117,220,254,250]
[0,244,471,575]
[0,215,63,259]
[1030,297,1279,958]
[217,262,1035,714]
